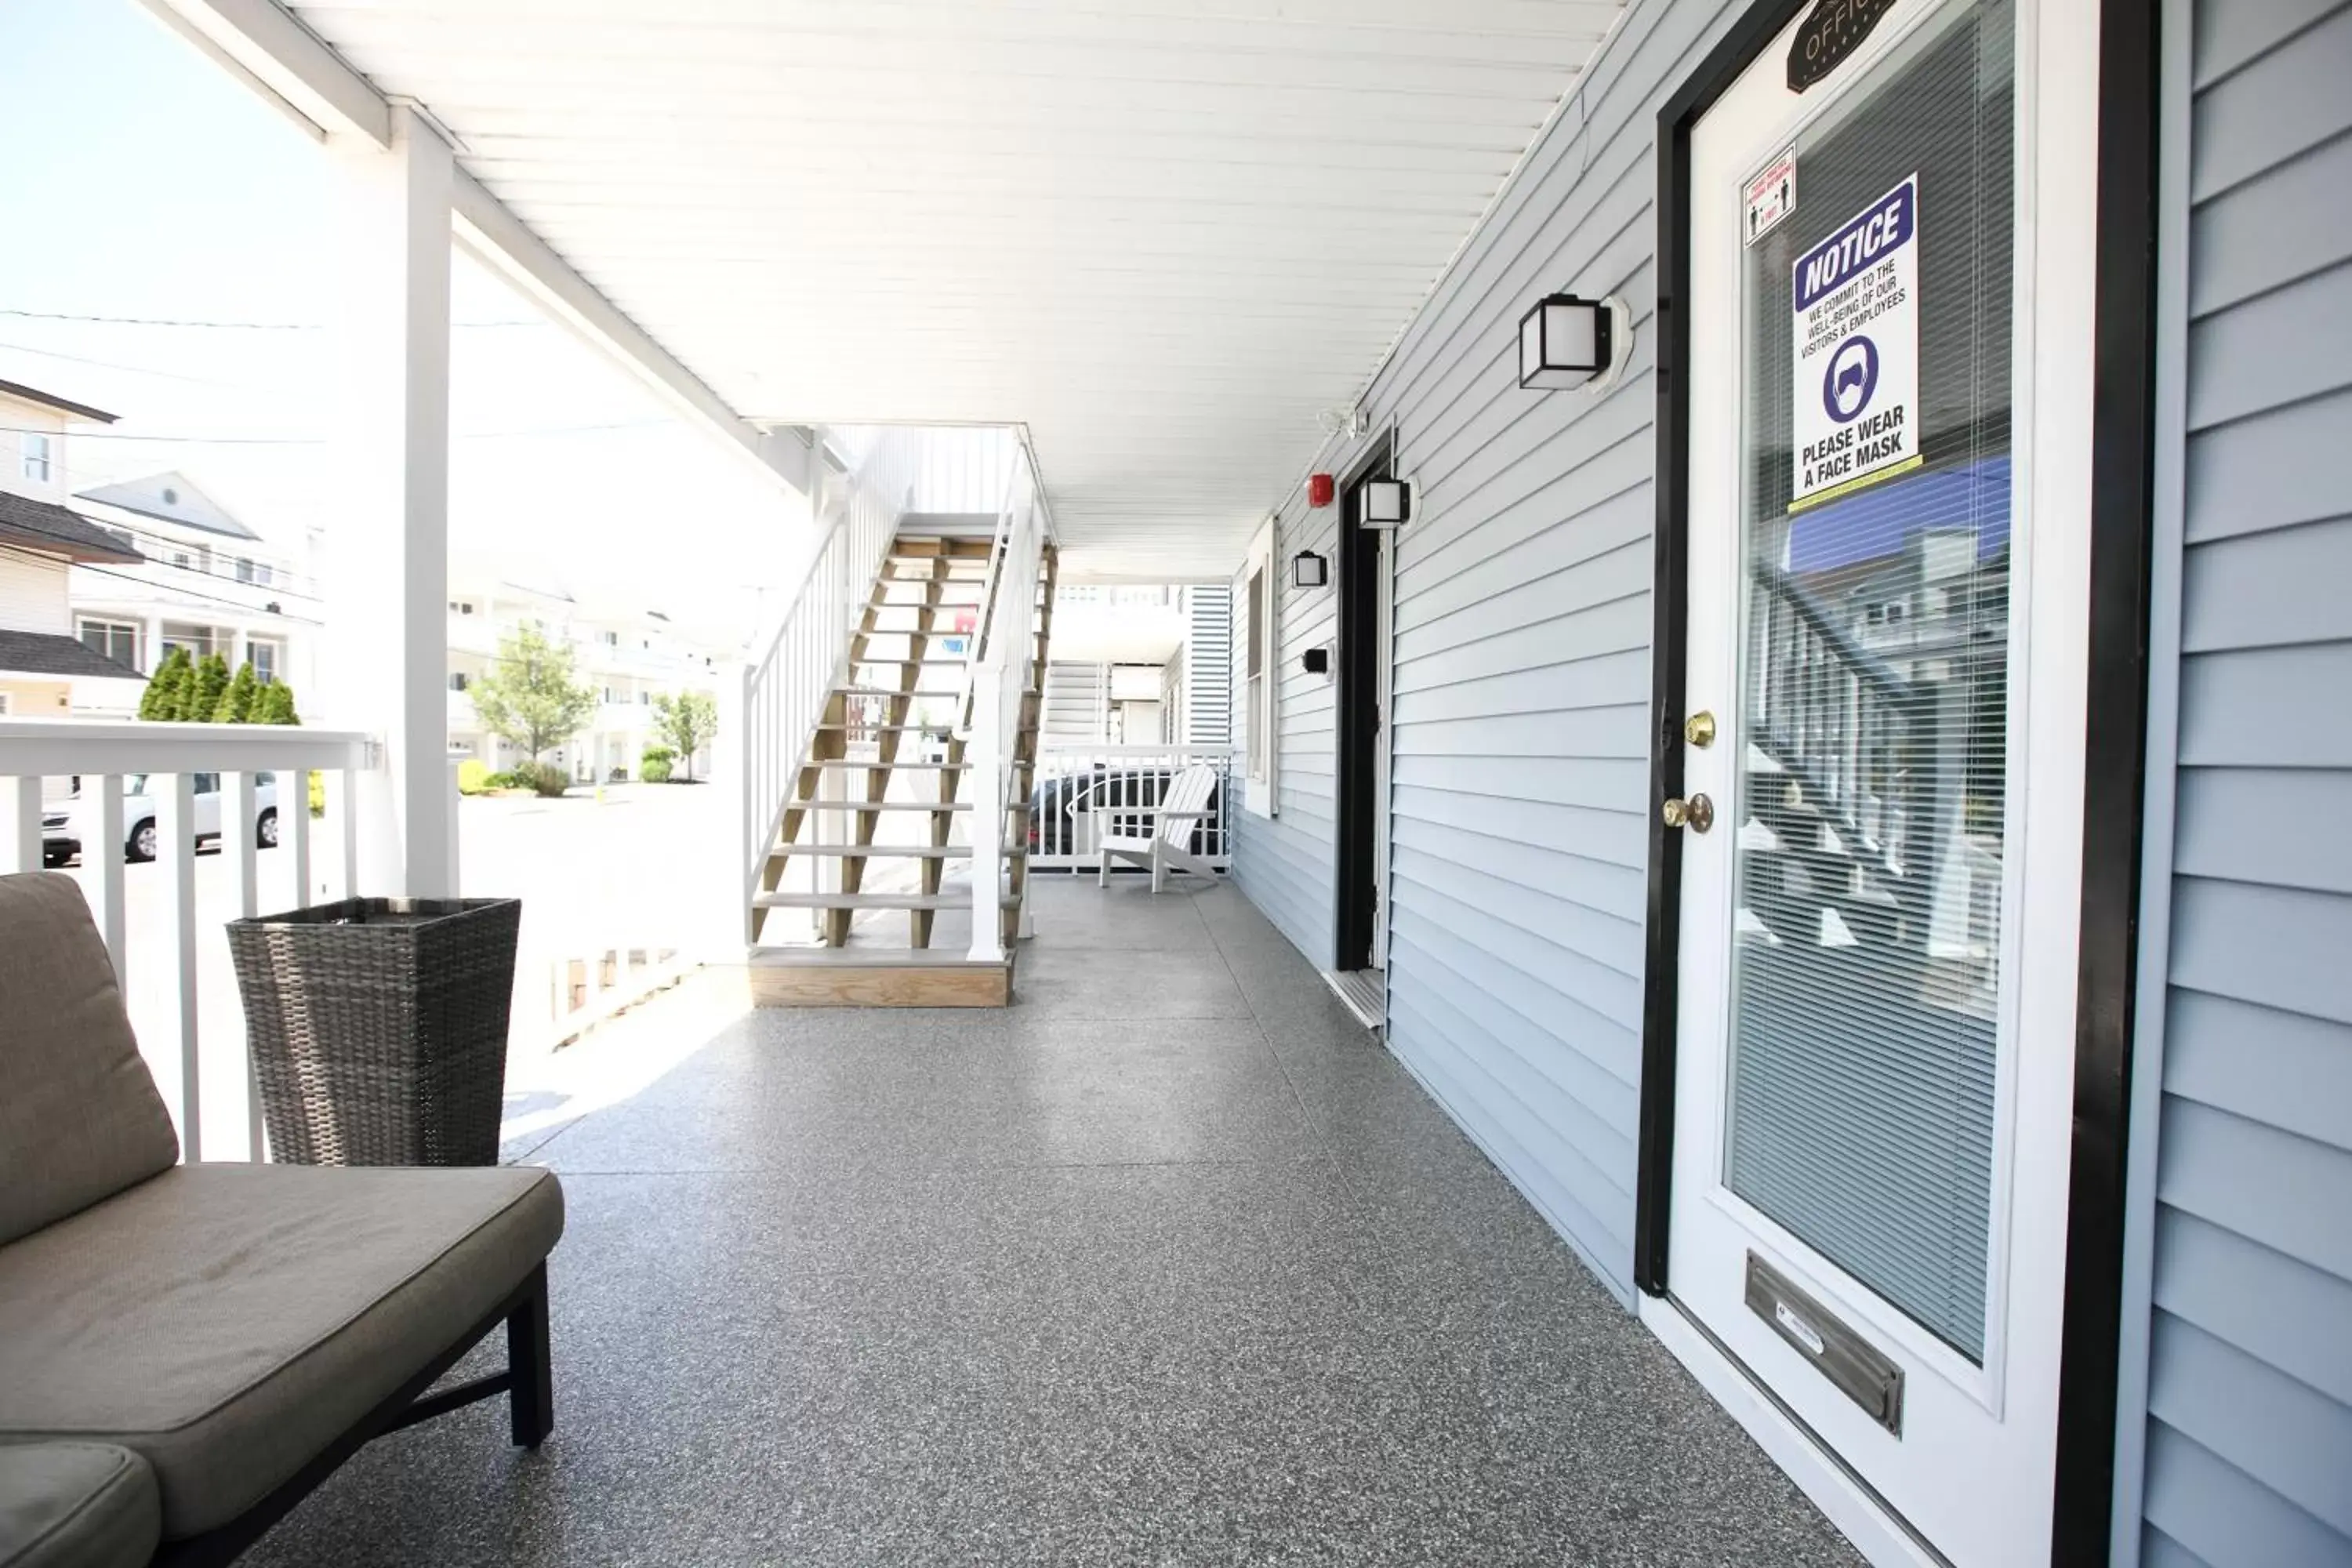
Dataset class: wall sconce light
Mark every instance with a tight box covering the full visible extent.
[1518,293,1632,392]
[1357,477,1413,531]
[1292,550,1329,589]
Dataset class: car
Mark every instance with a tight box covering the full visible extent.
[1028,765,1223,859]
[42,772,282,866]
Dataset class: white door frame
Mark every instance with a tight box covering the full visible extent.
[1632,0,2126,1563]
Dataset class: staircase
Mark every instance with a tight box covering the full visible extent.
[740,517,1058,1007]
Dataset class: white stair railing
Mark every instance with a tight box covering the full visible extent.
[724,432,916,946]
[963,458,1047,964]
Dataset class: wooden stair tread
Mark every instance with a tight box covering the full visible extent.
[809,757,967,769]
[772,844,972,858]
[755,891,1019,911]
[813,723,1037,732]
[790,804,974,818]
[748,946,1007,969]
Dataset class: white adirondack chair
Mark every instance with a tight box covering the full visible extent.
[1095,763,1221,892]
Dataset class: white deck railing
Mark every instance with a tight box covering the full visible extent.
[1025,744,1240,871]
[0,719,378,1162]
[727,432,917,939]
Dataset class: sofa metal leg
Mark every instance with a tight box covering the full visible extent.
[506,1264,554,1448]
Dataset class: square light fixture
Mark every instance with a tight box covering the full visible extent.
[1357,477,1412,531]
[1518,293,1614,390]
[1292,550,1329,588]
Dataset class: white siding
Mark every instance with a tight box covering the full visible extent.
[0,554,71,637]
[2129,3,2352,1564]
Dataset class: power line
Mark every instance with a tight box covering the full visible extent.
[0,538,328,628]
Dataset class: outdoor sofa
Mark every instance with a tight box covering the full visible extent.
[0,871,564,1566]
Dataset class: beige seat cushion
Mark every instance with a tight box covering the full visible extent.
[0,1163,563,1541]
[0,1443,158,1568]
[0,873,179,1247]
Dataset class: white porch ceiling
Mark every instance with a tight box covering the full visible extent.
[289,0,1626,579]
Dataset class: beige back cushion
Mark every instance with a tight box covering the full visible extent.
[0,873,178,1245]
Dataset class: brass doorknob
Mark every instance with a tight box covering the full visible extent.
[1684,711,1717,749]
[1662,793,1715,833]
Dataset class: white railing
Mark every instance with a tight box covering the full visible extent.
[964,459,1048,963]
[0,719,378,1163]
[1025,744,1240,870]
[724,430,918,943]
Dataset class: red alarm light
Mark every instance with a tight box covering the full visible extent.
[1307,473,1335,508]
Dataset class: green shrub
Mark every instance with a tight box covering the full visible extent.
[456,758,492,795]
[521,760,569,797]
[641,744,675,783]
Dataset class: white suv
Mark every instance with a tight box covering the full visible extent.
[42,773,282,866]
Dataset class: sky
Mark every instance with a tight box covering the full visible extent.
[0,0,807,648]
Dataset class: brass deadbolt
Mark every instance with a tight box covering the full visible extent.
[1661,793,1715,833]
[1684,711,1717,749]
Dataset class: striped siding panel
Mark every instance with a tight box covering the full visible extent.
[2140,4,2352,1562]
[1184,586,1233,746]
[1225,0,1736,1300]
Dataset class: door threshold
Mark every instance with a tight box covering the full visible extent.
[1638,1294,1948,1568]
[1320,967,1384,1029]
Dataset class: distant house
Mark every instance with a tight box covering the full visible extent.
[0,379,147,717]
[445,572,725,782]
[69,470,317,706]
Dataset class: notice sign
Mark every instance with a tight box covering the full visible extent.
[1745,147,1796,248]
[1791,174,1920,511]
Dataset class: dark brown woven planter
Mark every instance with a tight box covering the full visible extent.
[229,898,522,1167]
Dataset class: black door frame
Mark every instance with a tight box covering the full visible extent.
[1632,0,2158,1561]
[1334,433,1394,975]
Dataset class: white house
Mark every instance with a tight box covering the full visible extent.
[445,572,725,782]
[68,470,319,707]
[0,379,148,718]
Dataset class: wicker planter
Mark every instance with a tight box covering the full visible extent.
[228,898,522,1167]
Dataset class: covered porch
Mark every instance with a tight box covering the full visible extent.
[241,872,1856,1566]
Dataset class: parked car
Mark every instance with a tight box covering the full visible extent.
[1029,766,1222,859]
[42,772,281,866]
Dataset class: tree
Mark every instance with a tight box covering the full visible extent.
[212,661,261,723]
[256,680,299,725]
[468,623,597,764]
[187,652,230,724]
[139,648,192,721]
[650,691,719,781]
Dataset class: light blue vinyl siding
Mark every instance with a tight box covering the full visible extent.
[2133,2,2352,1563]
[1229,0,1738,1301]
[1232,499,1343,971]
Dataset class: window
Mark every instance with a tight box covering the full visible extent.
[159,622,216,661]
[602,686,620,703]
[234,558,274,587]
[599,630,620,647]
[448,600,474,615]
[21,433,52,483]
[1240,518,1278,815]
[78,619,143,673]
[245,637,281,685]
[0,693,11,716]
[448,672,470,692]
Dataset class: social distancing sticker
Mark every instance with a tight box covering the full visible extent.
[1791,173,1920,512]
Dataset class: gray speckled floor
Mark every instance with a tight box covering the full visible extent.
[245,876,1863,1568]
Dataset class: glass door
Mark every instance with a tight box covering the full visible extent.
[1664,0,2103,1559]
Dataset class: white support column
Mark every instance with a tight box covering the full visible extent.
[325,105,455,898]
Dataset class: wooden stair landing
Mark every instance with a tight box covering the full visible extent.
[743,947,1012,1007]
